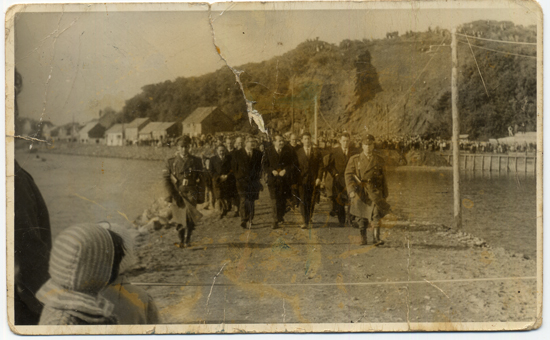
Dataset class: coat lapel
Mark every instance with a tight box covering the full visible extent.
[359,153,375,178]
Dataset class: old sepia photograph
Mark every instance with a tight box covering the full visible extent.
[5,0,542,334]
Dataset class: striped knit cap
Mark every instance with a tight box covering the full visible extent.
[49,224,115,293]
[37,224,118,320]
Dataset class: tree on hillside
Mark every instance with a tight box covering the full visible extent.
[427,21,536,139]
[458,45,536,139]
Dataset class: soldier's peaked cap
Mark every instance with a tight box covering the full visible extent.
[362,134,375,144]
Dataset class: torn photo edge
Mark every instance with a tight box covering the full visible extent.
[4,0,543,335]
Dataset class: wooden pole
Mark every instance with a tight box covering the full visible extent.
[451,28,462,230]
[314,94,318,144]
[291,81,294,132]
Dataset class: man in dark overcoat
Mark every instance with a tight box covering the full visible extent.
[345,134,390,246]
[210,145,236,219]
[287,133,301,209]
[326,132,359,227]
[165,136,204,248]
[263,134,293,229]
[225,137,240,217]
[232,137,263,228]
[294,132,324,229]
[14,69,52,325]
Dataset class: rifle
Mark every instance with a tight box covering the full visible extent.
[171,174,203,223]
[180,192,203,223]
[352,175,391,217]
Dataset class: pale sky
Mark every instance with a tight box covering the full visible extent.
[14,3,539,125]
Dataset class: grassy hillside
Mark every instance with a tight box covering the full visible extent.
[118,20,536,139]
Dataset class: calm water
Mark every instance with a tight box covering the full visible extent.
[17,152,537,258]
[386,170,537,258]
[17,152,167,240]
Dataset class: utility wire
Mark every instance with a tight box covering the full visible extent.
[465,35,489,97]
[457,41,537,59]
[388,36,448,115]
[456,33,537,46]
[318,108,337,132]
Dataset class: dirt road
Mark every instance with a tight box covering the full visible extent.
[127,188,537,326]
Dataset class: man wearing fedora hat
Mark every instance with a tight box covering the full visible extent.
[345,134,390,246]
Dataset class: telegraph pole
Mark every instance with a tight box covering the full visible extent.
[451,28,462,230]
[291,80,294,132]
[314,94,318,144]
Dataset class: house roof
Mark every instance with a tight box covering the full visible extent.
[79,122,100,135]
[183,107,219,124]
[106,124,124,134]
[126,117,150,129]
[139,122,176,134]
[98,111,117,128]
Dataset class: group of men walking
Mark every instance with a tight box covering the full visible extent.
[164,132,390,248]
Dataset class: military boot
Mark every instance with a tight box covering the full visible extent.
[373,228,385,246]
[177,227,186,248]
[185,227,193,248]
[360,229,368,246]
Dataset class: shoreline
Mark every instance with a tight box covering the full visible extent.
[21,146,535,175]
[21,143,450,167]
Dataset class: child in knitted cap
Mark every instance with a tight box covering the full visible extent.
[36,224,126,325]
[98,222,160,324]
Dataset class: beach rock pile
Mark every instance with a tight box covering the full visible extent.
[440,230,488,248]
[134,197,175,231]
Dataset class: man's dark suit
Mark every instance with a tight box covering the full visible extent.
[232,148,263,225]
[294,146,323,226]
[262,144,293,224]
[326,146,358,224]
[288,144,302,207]
[210,154,236,214]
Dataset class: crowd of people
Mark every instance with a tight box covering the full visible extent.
[149,129,537,160]
[163,129,536,253]
[164,131,391,250]
[16,125,536,326]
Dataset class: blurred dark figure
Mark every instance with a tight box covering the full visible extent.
[13,68,53,325]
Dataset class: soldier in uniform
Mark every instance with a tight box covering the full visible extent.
[345,134,390,246]
[164,136,204,248]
